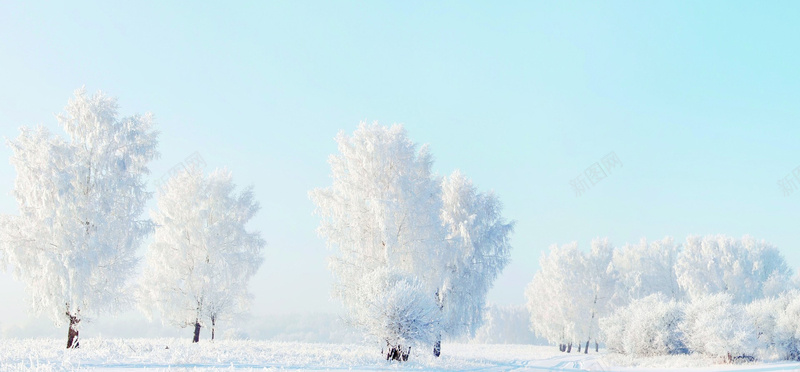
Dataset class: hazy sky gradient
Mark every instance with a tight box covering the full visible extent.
[1,1,799,337]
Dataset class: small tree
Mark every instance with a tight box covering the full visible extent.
[0,88,158,348]
[140,166,265,342]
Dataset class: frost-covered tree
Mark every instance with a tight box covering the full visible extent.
[310,123,446,360]
[675,235,791,303]
[437,171,513,354]
[613,237,683,302]
[680,293,758,361]
[525,242,585,351]
[140,166,264,342]
[526,239,617,353]
[577,238,618,353]
[310,123,512,360]
[601,293,684,357]
[0,88,158,348]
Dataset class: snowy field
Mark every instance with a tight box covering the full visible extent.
[3,339,800,372]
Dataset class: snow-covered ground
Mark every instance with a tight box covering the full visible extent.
[3,339,800,372]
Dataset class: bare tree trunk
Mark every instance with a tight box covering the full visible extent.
[211,316,216,341]
[66,314,80,349]
[578,343,582,352]
[595,341,599,352]
[585,340,589,354]
[386,344,411,362]
[567,343,572,353]
[193,321,201,343]
[559,344,565,352]
[433,290,442,358]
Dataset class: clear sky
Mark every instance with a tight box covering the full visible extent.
[1,1,799,337]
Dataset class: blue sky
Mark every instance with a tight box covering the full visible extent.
[1,1,799,335]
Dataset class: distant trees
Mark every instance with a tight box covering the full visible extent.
[675,235,791,303]
[525,239,616,354]
[613,237,683,302]
[140,167,265,342]
[310,123,512,361]
[0,89,158,348]
[527,234,797,362]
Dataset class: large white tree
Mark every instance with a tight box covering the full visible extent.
[675,235,791,303]
[310,122,512,360]
[140,166,265,342]
[0,88,158,348]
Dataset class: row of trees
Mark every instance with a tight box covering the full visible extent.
[525,235,795,362]
[0,89,265,348]
[0,91,513,361]
[310,123,514,361]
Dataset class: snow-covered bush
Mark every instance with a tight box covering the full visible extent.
[355,270,442,358]
[773,291,800,360]
[680,293,758,361]
[746,295,788,359]
[600,294,684,357]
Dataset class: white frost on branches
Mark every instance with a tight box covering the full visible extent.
[310,123,512,354]
[675,235,791,303]
[140,166,264,338]
[439,171,513,339]
[0,88,158,328]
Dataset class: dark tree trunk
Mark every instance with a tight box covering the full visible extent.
[192,321,201,343]
[585,340,589,354]
[66,314,80,349]
[578,343,582,352]
[595,341,599,352]
[211,316,216,341]
[567,343,572,353]
[559,344,565,352]
[433,338,441,357]
[386,345,411,362]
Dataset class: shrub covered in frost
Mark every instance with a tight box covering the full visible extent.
[680,293,758,360]
[601,294,684,356]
